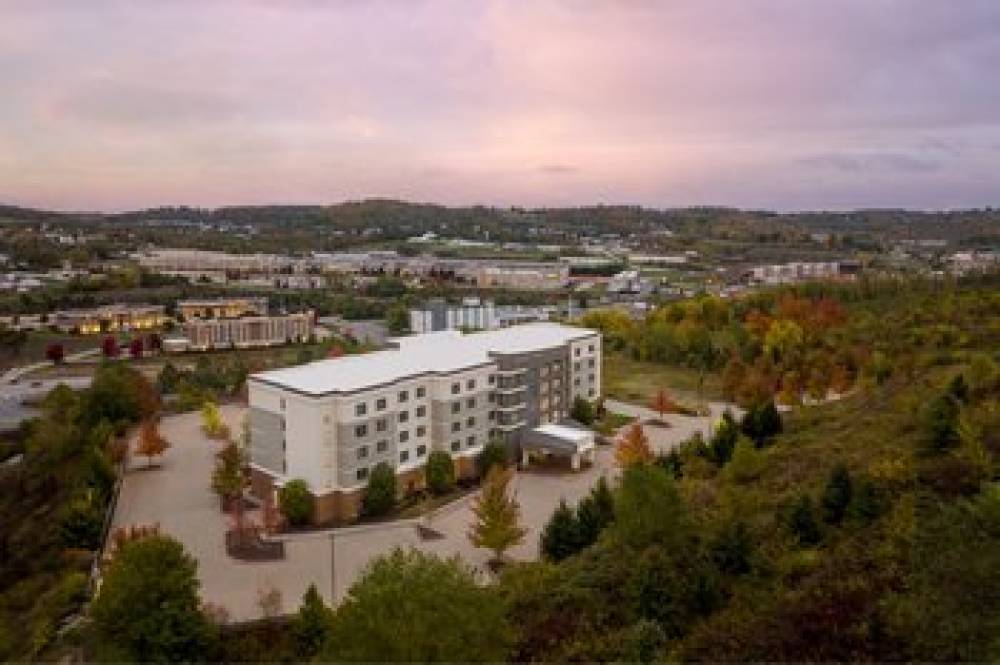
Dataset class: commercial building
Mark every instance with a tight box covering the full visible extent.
[52,304,167,334]
[409,298,498,333]
[180,311,315,351]
[746,260,861,285]
[247,322,601,523]
[177,297,268,320]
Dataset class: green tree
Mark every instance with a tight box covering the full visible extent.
[90,535,212,662]
[279,479,313,526]
[540,499,580,562]
[710,519,753,575]
[321,548,510,661]
[425,450,455,495]
[211,441,246,505]
[708,411,740,466]
[291,583,332,657]
[788,494,821,547]
[570,396,595,425]
[821,463,853,524]
[476,439,508,478]
[576,475,615,547]
[612,464,689,550]
[921,394,960,453]
[385,304,409,335]
[363,462,396,517]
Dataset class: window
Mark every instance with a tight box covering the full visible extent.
[588,373,595,382]
[399,450,410,463]
[451,402,461,414]
[488,392,495,402]
[398,390,409,402]
[416,445,427,457]
[588,358,595,368]
[355,403,367,417]
[451,382,460,394]
[467,416,476,427]
[355,424,367,438]
[467,379,476,390]
[489,410,496,421]
[375,419,387,432]
[416,405,426,417]
[323,414,330,425]
[398,410,409,423]
[279,398,286,411]
[399,430,409,443]
[376,440,388,453]
[451,422,461,433]
[451,440,461,452]
[416,425,426,437]
[467,435,476,447]
[575,347,581,356]
[357,445,368,459]
[588,388,595,397]
[416,386,426,398]
[356,467,368,481]
[574,377,581,386]
[588,344,594,352]
[376,397,387,410]
[488,375,495,384]
[466,397,476,408]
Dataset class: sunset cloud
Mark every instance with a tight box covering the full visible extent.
[0,0,997,211]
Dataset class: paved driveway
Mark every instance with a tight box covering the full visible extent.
[112,399,736,620]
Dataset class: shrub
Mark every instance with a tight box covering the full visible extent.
[570,396,595,425]
[540,500,580,562]
[788,494,821,547]
[58,493,104,550]
[821,463,853,524]
[279,479,313,526]
[477,440,508,478]
[363,463,396,517]
[425,450,455,495]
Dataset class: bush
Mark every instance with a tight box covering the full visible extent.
[788,494,821,547]
[425,450,455,495]
[570,396,595,425]
[279,479,313,526]
[540,500,580,562]
[820,463,852,524]
[363,463,396,517]
[477,440,508,478]
[58,493,104,550]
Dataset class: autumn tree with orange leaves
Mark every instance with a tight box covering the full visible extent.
[615,423,654,468]
[650,388,676,420]
[135,419,169,467]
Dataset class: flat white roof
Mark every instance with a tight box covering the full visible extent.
[251,322,597,396]
[533,423,594,444]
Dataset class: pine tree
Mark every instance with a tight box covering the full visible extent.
[292,584,332,657]
[576,476,615,547]
[539,499,580,562]
[821,463,852,524]
[468,466,526,562]
[789,494,821,546]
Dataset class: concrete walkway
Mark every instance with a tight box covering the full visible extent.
[1,347,100,384]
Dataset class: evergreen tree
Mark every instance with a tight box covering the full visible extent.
[710,519,753,575]
[821,463,853,524]
[539,499,580,562]
[425,450,456,495]
[363,462,397,517]
[576,476,615,547]
[709,411,740,466]
[789,494,821,546]
[292,584,332,657]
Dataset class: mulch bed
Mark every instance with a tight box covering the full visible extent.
[225,529,285,561]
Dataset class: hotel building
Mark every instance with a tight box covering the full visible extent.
[247,322,601,523]
[181,311,314,351]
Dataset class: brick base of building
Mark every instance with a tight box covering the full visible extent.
[397,466,427,497]
[250,467,363,525]
[454,454,478,481]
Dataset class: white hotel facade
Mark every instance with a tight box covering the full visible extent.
[247,322,601,523]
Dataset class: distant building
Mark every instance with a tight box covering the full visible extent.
[52,304,167,334]
[181,311,315,351]
[410,298,498,333]
[607,270,648,295]
[746,261,860,285]
[177,297,268,320]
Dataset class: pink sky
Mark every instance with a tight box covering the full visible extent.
[1,1,998,211]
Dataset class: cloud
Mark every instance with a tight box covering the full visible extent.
[537,164,579,174]
[799,151,944,174]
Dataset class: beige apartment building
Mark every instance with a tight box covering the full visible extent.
[182,311,315,351]
[176,297,268,320]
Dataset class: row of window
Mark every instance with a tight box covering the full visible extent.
[356,425,429,458]
[573,343,597,357]
[354,443,429,480]
[353,406,428,437]
[573,358,597,371]
[355,386,428,417]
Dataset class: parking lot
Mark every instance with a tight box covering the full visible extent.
[111,400,732,621]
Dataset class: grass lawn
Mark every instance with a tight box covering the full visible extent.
[603,351,725,406]
[1,330,99,370]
